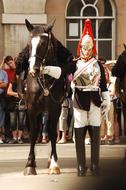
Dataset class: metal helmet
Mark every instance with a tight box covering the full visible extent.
[77,19,96,57]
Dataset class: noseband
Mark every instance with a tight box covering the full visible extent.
[35,32,54,96]
[31,32,52,67]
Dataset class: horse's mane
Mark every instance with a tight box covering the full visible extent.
[50,32,73,66]
[16,45,29,75]
[112,49,126,78]
[112,46,126,103]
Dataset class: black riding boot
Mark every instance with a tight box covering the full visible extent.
[75,127,87,176]
[88,126,100,176]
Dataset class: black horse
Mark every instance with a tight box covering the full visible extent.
[16,19,76,175]
[112,44,126,135]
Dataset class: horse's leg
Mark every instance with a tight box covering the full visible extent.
[48,115,60,174]
[24,110,38,175]
[122,102,126,135]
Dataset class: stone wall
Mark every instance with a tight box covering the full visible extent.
[46,0,68,44]
[0,0,4,60]
[0,0,68,61]
[115,0,126,56]
[0,0,126,61]
[0,0,47,61]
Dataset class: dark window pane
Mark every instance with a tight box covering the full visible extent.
[96,0,112,16]
[66,19,80,39]
[67,0,83,16]
[66,0,114,60]
[84,0,96,4]
[83,6,96,16]
[98,41,112,60]
[66,41,79,57]
[98,19,112,38]
[67,0,113,16]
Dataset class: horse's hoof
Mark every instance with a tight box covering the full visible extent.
[24,167,37,175]
[48,167,61,175]
[107,140,114,145]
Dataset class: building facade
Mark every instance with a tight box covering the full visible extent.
[0,0,126,61]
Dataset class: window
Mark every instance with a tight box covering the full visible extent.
[66,0,116,60]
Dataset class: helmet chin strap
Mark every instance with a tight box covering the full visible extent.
[81,55,93,61]
[80,49,93,61]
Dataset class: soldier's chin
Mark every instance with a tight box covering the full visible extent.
[82,55,90,60]
[84,52,93,60]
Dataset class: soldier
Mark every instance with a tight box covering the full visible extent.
[72,19,110,176]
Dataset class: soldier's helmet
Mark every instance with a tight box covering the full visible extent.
[77,19,96,57]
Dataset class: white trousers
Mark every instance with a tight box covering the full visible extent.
[74,102,101,128]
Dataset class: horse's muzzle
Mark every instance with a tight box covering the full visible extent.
[29,70,36,77]
[29,67,40,77]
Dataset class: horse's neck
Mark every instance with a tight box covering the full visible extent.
[124,74,126,91]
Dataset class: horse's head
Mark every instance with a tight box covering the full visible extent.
[25,19,55,77]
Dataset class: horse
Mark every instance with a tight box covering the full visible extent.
[17,19,76,175]
[112,44,126,103]
[112,44,126,135]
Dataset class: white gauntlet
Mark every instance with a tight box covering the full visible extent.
[43,66,61,79]
[70,81,75,90]
[101,91,110,118]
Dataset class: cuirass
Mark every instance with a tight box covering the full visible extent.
[75,59,101,87]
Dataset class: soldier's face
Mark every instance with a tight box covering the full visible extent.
[81,47,93,60]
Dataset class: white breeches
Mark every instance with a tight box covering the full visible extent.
[74,102,101,128]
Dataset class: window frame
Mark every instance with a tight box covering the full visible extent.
[65,0,116,60]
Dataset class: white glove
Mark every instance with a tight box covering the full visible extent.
[101,91,110,118]
[43,66,61,79]
[71,81,75,90]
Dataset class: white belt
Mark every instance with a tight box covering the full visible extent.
[75,86,99,92]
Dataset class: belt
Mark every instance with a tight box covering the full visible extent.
[75,86,99,92]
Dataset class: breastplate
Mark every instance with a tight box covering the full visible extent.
[75,59,101,87]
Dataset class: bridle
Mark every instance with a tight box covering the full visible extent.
[29,32,52,68]
[29,32,64,103]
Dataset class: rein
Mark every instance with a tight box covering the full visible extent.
[37,76,64,104]
[30,32,64,104]
[32,32,52,65]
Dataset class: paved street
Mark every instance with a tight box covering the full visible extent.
[0,143,126,190]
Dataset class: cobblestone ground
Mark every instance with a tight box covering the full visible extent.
[0,143,126,190]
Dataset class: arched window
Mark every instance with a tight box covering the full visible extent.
[65,0,116,60]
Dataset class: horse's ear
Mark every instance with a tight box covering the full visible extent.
[25,19,34,32]
[123,43,126,50]
[44,18,56,33]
